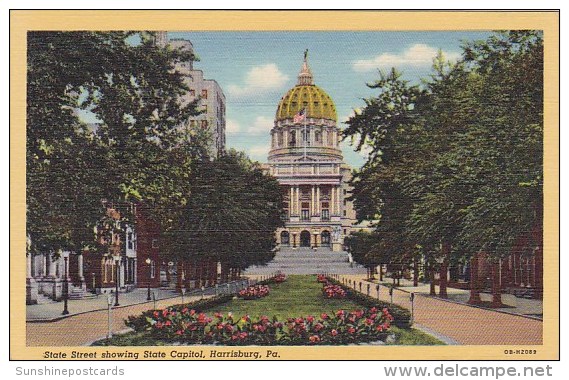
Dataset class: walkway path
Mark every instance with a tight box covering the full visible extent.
[339,274,543,345]
[26,293,215,346]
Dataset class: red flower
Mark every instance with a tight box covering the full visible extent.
[331,329,338,336]
[190,309,196,316]
[306,315,315,323]
[153,311,159,318]
[348,327,356,334]
[320,313,329,320]
[165,320,172,326]
[309,335,321,343]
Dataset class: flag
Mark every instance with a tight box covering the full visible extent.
[293,108,306,123]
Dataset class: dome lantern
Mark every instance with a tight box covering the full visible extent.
[297,49,314,86]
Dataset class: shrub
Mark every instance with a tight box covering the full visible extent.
[125,294,233,332]
[238,284,270,300]
[321,283,347,299]
[324,277,412,328]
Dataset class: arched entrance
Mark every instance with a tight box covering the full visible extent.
[300,230,311,247]
[321,230,331,247]
[280,231,290,246]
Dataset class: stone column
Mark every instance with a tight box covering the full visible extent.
[284,129,288,148]
[336,186,341,216]
[133,258,138,286]
[296,186,300,215]
[328,186,336,215]
[311,186,315,215]
[316,186,320,215]
[333,130,338,147]
[77,253,85,285]
[290,187,294,215]
[26,254,38,304]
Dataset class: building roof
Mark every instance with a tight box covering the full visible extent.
[275,53,337,122]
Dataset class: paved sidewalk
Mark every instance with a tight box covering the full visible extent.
[27,280,247,322]
[339,274,543,345]
[26,294,215,346]
[367,276,542,319]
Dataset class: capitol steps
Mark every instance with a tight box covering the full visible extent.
[244,247,367,275]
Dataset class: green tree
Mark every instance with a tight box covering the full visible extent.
[26,31,203,256]
[166,150,284,281]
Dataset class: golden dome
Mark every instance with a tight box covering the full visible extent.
[275,52,337,122]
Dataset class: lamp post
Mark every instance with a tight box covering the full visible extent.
[113,255,120,307]
[145,258,152,301]
[62,252,70,315]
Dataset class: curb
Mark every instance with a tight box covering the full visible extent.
[26,292,215,323]
[83,328,135,347]
[362,279,543,322]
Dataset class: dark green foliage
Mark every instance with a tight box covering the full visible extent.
[163,149,284,270]
[343,31,543,273]
[27,31,204,255]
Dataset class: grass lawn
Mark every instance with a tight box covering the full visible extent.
[94,275,444,346]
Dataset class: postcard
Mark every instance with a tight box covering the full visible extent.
[10,10,559,361]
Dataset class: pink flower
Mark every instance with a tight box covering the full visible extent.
[306,315,315,323]
[309,335,321,343]
[176,330,183,335]
[320,313,329,320]
[331,329,338,336]
[348,327,356,334]
[190,309,196,316]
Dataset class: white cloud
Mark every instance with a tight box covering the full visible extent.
[228,64,289,98]
[226,119,241,134]
[247,144,271,160]
[353,44,461,72]
[247,116,274,135]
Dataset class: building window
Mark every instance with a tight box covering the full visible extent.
[344,229,347,235]
[189,89,196,97]
[152,239,159,249]
[201,120,208,128]
[290,131,296,146]
[315,130,321,143]
[201,89,208,99]
[278,131,284,146]
[343,189,347,195]
[190,120,197,128]
[127,231,133,250]
[322,209,330,221]
[343,199,347,206]
[343,210,347,217]
[301,209,310,221]
[203,105,208,113]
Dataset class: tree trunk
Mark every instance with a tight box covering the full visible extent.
[413,258,419,287]
[491,260,503,307]
[379,265,383,281]
[429,267,436,296]
[467,254,482,305]
[439,242,450,298]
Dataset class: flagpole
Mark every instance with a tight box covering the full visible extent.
[303,109,307,160]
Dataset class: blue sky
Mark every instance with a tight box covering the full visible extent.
[161,32,492,167]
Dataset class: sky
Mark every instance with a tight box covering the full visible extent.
[168,31,492,168]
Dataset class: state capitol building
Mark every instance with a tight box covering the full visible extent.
[265,53,359,251]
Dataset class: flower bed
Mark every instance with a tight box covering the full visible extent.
[238,284,270,300]
[322,283,347,299]
[323,277,412,328]
[316,274,327,283]
[127,306,393,346]
[272,273,286,283]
